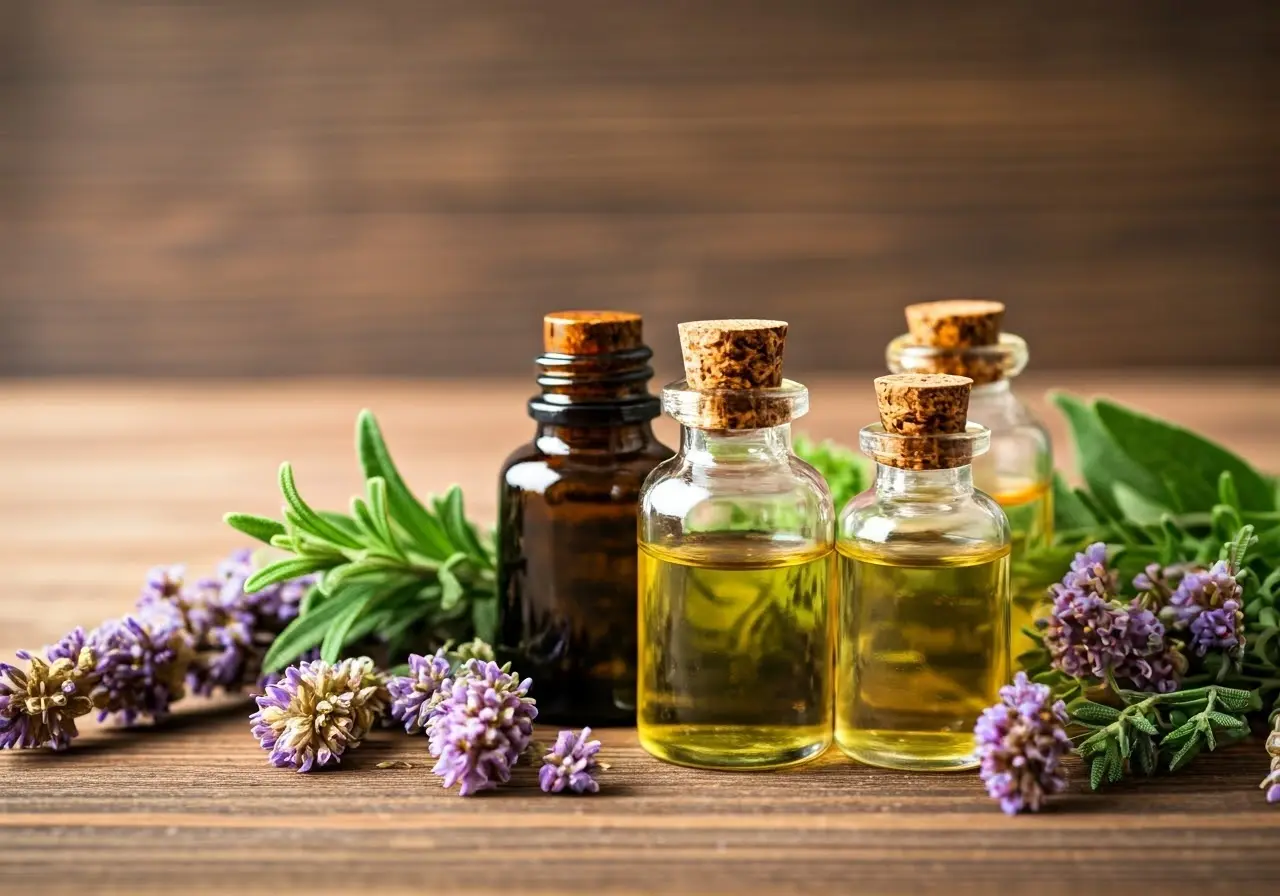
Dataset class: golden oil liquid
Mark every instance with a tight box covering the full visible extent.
[989,478,1053,660]
[835,541,1010,771]
[638,538,833,770]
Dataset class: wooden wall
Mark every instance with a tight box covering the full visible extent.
[1,1,1276,378]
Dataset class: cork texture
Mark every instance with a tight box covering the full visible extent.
[905,300,1005,349]
[678,319,787,390]
[544,310,643,355]
[676,319,790,429]
[874,373,975,470]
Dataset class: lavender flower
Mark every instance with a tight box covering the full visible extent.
[250,656,388,772]
[427,660,537,795]
[1166,561,1246,660]
[1043,543,1183,692]
[136,553,319,696]
[44,627,89,664]
[387,650,451,734]
[0,645,98,750]
[1262,715,1280,805]
[974,672,1070,815]
[88,614,193,725]
[539,727,603,794]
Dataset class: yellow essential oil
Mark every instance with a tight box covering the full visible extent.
[886,301,1053,669]
[839,372,1013,772]
[638,539,833,769]
[835,541,1010,770]
[637,318,835,771]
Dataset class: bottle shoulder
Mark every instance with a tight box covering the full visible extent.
[839,486,1011,550]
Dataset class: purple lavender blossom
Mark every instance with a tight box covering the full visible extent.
[250,656,388,773]
[539,727,603,794]
[136,553,319,696]
[1166,561,1246,660]
[427,660,537,796]
[974,672,1070,815]
[1043,543,1183,692]
[386,650,451,735]
[44,628,89,664]
[1264,720,1280,804]
[0,646,98,751]
[88,615,192,726]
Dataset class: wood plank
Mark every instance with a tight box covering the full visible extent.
[1,377,1279,894]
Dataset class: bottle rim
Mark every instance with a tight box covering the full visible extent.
[859,421,991,468]
[885,332,1029,382]
[661,378,809,429]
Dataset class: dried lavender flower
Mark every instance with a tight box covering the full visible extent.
[539,727,603,794]
[974,672,1070,815]
[428,659,537,795]
[88,615,193,725]
[250,656,389,773]
[387,650,451,735]
[0,645,98,751]
[1262,714,1280,805]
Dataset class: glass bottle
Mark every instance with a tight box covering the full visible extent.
[498,311,673,725]
[837,374,1011,771]
[638,319,834,770]
[886,300,1052,656]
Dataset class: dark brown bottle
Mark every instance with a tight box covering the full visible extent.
[498,311,672,725]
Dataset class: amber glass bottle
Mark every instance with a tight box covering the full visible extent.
[499,311,672,725]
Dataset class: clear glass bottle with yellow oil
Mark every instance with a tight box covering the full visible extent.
[638,319,834,770]
[837,374,1011,771]
[886,300,1051,656]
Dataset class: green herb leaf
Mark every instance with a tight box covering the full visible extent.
[1051,392,1167,519]
[224,513,287,545]
[245,556,339,594]
[1094,400,1274,513]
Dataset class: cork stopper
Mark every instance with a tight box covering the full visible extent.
[672,319,793,429]
[905,300,1005,348]
[872,374,976,469]
[544,310,643,355]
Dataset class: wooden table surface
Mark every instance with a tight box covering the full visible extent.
[2,374,1279,895]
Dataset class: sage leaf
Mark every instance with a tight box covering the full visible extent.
[1052,392,1166,519]
[1094,399,1274,513]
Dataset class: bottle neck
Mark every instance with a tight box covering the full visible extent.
[874,463,975,499]
[971,378,1012,398]
[535,421,656,455]
[527,345,660,427]
[682,423,793,466]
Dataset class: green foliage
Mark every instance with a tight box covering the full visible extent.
[1072,686,1259,789]
[227,410,496,673]
[793,434,871,512]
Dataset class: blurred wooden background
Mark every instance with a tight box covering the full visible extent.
[1,1,1276,378]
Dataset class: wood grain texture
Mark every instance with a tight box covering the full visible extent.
[1,376,1279,895]
[2,1,1278,377]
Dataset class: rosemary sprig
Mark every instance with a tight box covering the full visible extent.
[225,410,496,673]
[1071,684,1259,788]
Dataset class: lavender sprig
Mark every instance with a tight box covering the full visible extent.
[974,673,1070,814]
[539,727,603,794]
[427,659,537,795]
[88,615,193,726]
[250,656,388,772]
[386,650,451,735]
[1042,543,1183,693]
[1262,714,1280,805]
[0,645,98,751]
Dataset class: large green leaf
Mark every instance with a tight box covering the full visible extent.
[1094,399,1274,513]
[1051,393,1166,518]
